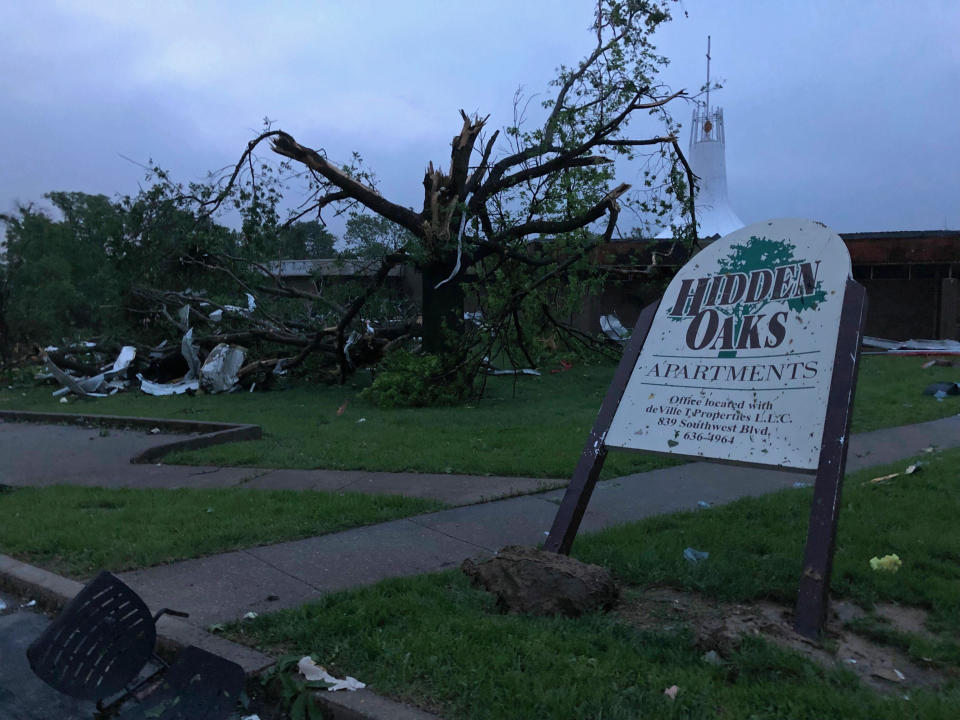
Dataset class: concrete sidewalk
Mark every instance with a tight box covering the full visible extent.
[114,413,960,628]
[0,421,558,505]
[2,413,958,720]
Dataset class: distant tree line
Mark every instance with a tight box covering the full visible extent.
[0,186,337,358]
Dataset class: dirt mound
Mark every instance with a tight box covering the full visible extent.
[462,546,618,618]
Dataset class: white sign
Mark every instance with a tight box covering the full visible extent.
[606,219,851,470]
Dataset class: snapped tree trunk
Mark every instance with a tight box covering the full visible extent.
[421,262,464,355]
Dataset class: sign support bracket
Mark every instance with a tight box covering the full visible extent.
[544,300,660,555]
[794,278,868,637]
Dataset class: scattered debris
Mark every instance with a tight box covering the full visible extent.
[863,337,960,355]
[21,599,36,608]
[43,354,107,398]
[199,343,246,393]
[866,463,921,486]
[149,427,161,435]
[697,500,712,509]
[921,358,957,369]
[923,381,959,396]
[35,325,250,400]
[701,650,722,666]
[486,367,542,376]
[481,356,541,376]
[181,328,202,379]
[356,417,366,423]
[108,346,136,374]
[683,547,709,563]
[138,376,199,396]
[870,554,902,572]
[792,481,812,489]
[550,359,574,374]
[600,314,631,343]
[336,400,349,416]
[297,657,365,692]
[242,611,259,620]
[663,685,679,700]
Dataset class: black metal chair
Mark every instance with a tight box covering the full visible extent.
[27,570,245,719]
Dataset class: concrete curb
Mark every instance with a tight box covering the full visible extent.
[0,554,442,720]
[0,553,272,674]
[0,410,261,464]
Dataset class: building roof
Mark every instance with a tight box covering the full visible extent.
[265,258,404,278]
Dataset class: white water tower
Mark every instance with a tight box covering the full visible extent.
[657,37,743,240]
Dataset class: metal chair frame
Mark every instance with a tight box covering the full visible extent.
[27,570,243,719]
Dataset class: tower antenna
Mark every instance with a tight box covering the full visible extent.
[705,35,711,116]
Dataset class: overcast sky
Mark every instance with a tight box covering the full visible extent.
[2,0,958,239]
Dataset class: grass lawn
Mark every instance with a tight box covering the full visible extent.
[1,355,957,479]
[0,486,440,579]
[228,447,960,719]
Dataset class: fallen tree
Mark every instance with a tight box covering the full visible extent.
[135,0,701,401]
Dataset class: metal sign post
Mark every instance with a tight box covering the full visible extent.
[544,301,660,555]
[544,219,868,638]
[794,278,867,636]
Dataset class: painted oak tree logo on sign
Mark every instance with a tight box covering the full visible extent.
[667,236,828,357]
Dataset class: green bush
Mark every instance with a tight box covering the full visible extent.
[363,351,472,408]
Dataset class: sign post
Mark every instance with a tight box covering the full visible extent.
[544,218,867,637]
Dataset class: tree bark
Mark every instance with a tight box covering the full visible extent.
[421,262,464,355]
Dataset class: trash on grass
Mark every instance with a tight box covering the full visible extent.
[697,500,712,509]
[871,665,907,683]
[922,381,959,397]
[869,554,902,572]
[663,685,679,700]
[242,611,258,620]
[701,650,722,666]
[866,462,922,486]
[921,358,957,369]
[683,547,709,563]
[792,481,812,489]
[297,656,366,692]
